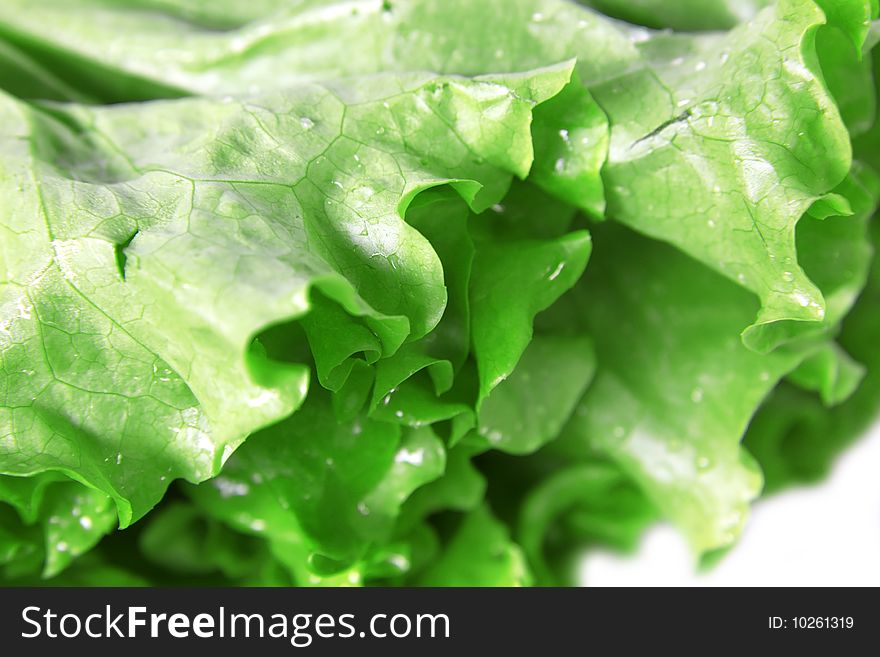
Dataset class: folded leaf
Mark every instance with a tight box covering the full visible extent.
[544,222,827,552]
[416,505,531,586]
[0,64,577,525]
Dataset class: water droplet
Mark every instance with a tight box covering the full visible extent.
[671,57,684,66]
[695,61,707,72]
[793,291,811,307]
[531,11,545,22]
[697,456,712,471]
[116,453,122,465]
[396,447,426,465]
[690,387,704,403]
[387,554,410,571]
[548,262,565,281]
[299,117,314,130]
[375,126,386,135]
[357,502,370,515]
[79,516,93,530]
[554,158,565,173]
[56,541,69,552]
[394,410,404,418]
[782,271,794,281]
[213,478,249,498]
[491,203,505,213]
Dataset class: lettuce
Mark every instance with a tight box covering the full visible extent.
[1,0,878,586]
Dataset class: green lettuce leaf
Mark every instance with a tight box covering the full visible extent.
[543,221,829,552]
[1,0,879,587]
[2,0,871,350]
[415,504,532,586]
[0,474,116,578]
[0,63,577,526]
[184,387,445,584]
[517,462,657,585]
[745,216,880,491]
[578,0,772,31]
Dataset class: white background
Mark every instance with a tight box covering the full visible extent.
[580,422,880,586]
